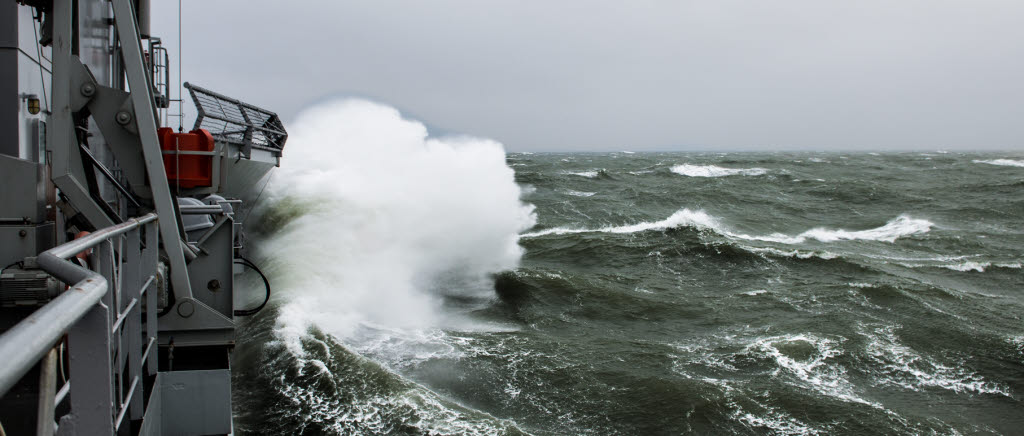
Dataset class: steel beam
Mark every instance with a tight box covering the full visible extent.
[49,0,115,229]
[110,0,194,299]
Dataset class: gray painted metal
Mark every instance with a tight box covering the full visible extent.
[159,370,233,435]
[0,2,18,157]
[48,0,115,230]
[138,374,162,436]
[0,213,156,397]
[185,82,288,157]
[0,223,54,271]
[36,347,57,436]
[179,204,226,215]
[0,154,46,222]
[187,216,235,317]
[110,0,194,301]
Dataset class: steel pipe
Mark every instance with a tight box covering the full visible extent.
[0,214,157,396]
[178,205,225,215]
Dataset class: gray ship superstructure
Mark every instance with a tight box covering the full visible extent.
[0,1,284,434]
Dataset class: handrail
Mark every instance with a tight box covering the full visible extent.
[0,213,158,396]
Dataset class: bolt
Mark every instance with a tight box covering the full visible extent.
[18,230,27,237]
[116,111,132,125]
[80,83,96,97]
[207,279,221,292]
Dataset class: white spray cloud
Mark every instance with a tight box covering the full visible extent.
[258,99,535,353]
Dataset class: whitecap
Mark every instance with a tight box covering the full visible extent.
[972,159,1024,168]
[521,209,932,245]
[898,259,1021,272]
[940,261,989,272]
[563,170,600,178]
[733,404,824,435]
[562,189,595,197]
[520,208,719,238]
[741,246,839,260]
[733,215,933,244]
[670,164,767,177]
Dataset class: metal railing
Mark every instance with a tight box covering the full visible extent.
[184,82,288,157]
[0,213,160,435]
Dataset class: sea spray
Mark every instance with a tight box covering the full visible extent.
[255,99,535,353]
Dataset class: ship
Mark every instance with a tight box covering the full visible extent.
[0,0,284,434]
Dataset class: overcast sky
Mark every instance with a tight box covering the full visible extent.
[152,1,1023,152]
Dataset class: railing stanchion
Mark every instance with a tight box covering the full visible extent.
[36,347,57,436]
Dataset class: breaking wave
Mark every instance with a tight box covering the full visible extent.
[563,169,605,178]
[262,99,535,346]
[732,215,933,244]
[521,208,932,245]
[972,159,1024,168]
[670,164,767,177]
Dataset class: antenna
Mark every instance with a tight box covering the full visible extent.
[178,0,183,131]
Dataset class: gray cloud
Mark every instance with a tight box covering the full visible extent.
[153,0,1024,151]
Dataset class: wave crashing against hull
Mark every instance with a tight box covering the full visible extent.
[260,99,535,348]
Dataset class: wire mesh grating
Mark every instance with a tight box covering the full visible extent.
[184,82,287,154]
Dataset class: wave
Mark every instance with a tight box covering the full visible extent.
[670,164,767,177]
[740,246,839,260]
[563,169,603,178]
[860,323,1010,397]
[521,208,719,238]
[522,209,932,245]
[973,159,1024,168]
[731,215,933,244]
[898,260,1022,273]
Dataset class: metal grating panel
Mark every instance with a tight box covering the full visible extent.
[184,82,287,155]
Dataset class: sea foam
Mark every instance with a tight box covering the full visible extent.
[861,324,1010,397]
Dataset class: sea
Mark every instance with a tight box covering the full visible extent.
[230,100,1023,435]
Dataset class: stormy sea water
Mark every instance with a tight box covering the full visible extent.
[230,100,1024,435]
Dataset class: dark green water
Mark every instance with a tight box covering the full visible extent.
[233,152,1023,435]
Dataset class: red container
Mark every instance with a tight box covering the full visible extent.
[158,128,215,188]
